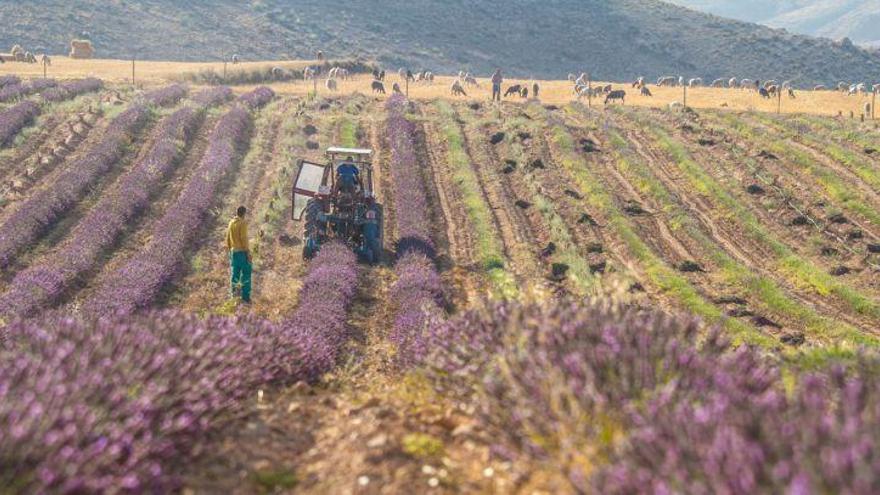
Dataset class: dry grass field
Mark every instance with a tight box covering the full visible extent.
[2,57,877,118]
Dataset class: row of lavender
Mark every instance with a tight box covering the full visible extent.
[0,242,358,492]
[0,308,311,492]
[0,84,206,270]
[0,77,57,103]
[83,88,272,315]
[421,301,880,493]
[0,104,150,268]
[0,87,233,318]
[0,88,366,491]
[385,95,445,366]
[0,78,103,147]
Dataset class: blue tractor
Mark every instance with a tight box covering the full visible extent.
[292,147,384,264]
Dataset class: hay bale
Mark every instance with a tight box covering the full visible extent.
[10,45,25,62]
[69,39,94,60]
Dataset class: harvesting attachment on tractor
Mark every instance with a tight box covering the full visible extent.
[292,147,384,264]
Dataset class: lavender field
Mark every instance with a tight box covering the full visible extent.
[0,74,878,494]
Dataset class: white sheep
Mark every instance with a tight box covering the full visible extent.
[450,80,467,96]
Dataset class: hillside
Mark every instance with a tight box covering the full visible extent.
[670,0,880,47]
[2,0,880,84]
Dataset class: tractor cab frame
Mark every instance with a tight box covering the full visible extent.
[292,147,384,263]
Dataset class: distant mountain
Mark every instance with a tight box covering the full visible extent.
[2,0,879,85]
[669,0,880,47]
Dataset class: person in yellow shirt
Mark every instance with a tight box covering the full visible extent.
[226,206,252,303]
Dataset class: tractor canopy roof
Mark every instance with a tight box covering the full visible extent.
[327,147,372,161]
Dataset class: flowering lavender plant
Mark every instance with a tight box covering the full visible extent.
[385,95,445,365]
[0,100,40,147]
[0,310,305,492]
[0,75,20,88]
[0,105,149,268]
[143,84,188,107]
[238,86,275,109]
[0,78,56,103]
[0,89,231,317]
[40,78,103,103]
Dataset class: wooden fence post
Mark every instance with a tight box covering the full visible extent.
[873,89,877,120]
[42,59,47,78]
[406,77,409,98]
[131,59,135,86]
[223,61,227,82]
[587,77,592,109]
[777,89,782,114]
[683,84,687,109]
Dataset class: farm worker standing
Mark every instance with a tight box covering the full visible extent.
[491,69,503,102]
[226,205,252,303]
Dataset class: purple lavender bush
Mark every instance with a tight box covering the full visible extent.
[422,301,729,487]
[190,86,233,106]
[593,352,880,495]
[386,95,445,366]
[0,100,40,147]
[41,78,103,103]
[143,84,188,107]
[0,105,149,268]
[238,86,275,109]
[0,78,56,103]
[0,75,20,88]
[0,92,230,317]
[84,106,251,315]
[0,310,307,493]
[281,242,359,381]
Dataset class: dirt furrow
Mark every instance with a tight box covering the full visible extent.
[621,125,758,267]
[613,109,879,336]
[420,118,476,268]
[455,106,545,291]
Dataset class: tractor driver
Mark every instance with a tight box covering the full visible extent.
[337,156,360,193]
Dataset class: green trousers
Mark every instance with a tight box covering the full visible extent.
[230,251,252,302]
